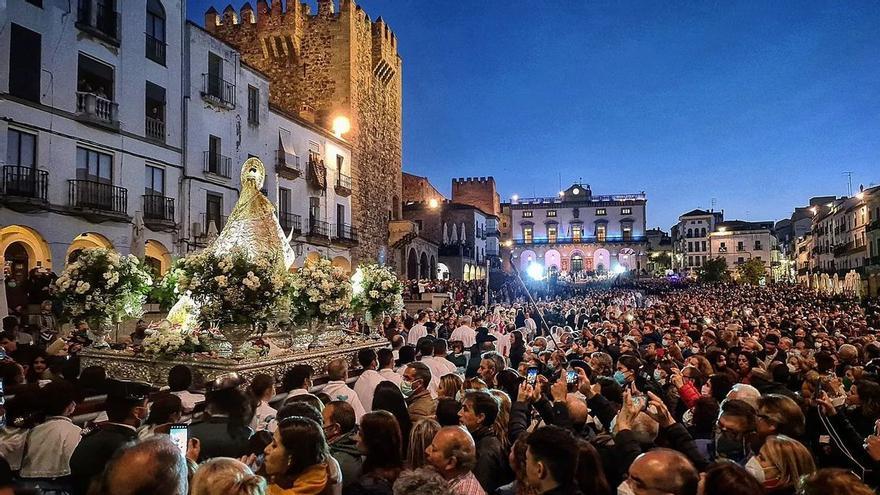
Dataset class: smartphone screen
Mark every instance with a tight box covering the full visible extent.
[566,370,578,384]
[527,367,538,385]
[169,424,188,456]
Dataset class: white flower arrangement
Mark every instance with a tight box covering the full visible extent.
[172,246,291,327]
[351,263,404,318]
[53,248,153,326]
[141,320,204,357]
[288,257,352,325]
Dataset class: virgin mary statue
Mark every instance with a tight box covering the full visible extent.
[205,157,297,273]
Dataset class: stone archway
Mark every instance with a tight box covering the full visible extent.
[594,248,611,274]
[0,225,53,272]
[519,250,537,271]
[618,248,636,271]
[331,256,351,275]
[144,239,173,277]
[407,249,418,280]
[544,249,561,271]
[67,232,114,264]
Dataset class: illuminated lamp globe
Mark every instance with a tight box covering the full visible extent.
[573,188,580,195]
[332,116,351,137]
[527,262,545,281]
[428,198,439,208]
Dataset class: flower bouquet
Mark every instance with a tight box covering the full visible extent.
[141,320,204,358]
[288,257,352,346]
[351,263,403,336]
[53,248,153,348]
[174,246,291,358]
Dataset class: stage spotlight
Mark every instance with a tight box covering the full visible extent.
[613,264,626,274]
[527,262,545,281]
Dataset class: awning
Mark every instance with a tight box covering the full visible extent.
[278,128,296,156]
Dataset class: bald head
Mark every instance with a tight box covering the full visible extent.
[428,426,477,476]
[565,395,589,429]
[101,436,188,495]
[327,358,348,381]
[627,449,698,495]
[726,383,761,409]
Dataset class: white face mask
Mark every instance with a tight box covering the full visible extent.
[617,479,635,495]
[744,456,765,483]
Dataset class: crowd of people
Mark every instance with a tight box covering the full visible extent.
[2,281,880,495]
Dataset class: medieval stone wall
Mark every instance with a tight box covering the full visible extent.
[452,177,501,217]
[206,0,402,264]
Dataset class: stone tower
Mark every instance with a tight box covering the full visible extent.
[451,177,501,216]
[206,0,403,264]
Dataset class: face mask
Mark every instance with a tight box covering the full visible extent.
[787,363,798,374]
[532,347,541,353]
[691,346,700,355]
[454,390,463,402]
[661,339,670,347]
[714,430,749,463]
[400,380,415,398]
[744,456,765,483]
[613,370,628,386]
[653,369,664,383]
[617,480,635,495]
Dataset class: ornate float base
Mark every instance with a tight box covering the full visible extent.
[80,328,387,386]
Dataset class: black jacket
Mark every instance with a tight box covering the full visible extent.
[188,416,252,462]
[471,426,511,493]
[69,423,138,495]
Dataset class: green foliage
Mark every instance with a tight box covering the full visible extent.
[699,257,730,283]
[737,258,765,285]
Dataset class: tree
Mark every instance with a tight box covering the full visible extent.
[650,252,672,274]
[699,257,729,282]
[737,258,765,285]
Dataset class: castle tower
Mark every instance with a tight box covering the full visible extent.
[451,177,501,217]
[205,0,403,264]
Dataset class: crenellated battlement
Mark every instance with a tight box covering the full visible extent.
[452,177,496,186]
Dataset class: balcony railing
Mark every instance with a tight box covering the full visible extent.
[513,235,647,246]
[276,150,301,179]
[336,172,352,194]
[2,166,49,203]
[76,3,119,44]
[145,116,165,142]
[145,33,166,65]
[868,220,880,232]
[142,194,175,223]
[76,92,119,127]
[203,151,232,178]
[201,73,235,108]
[334,223,359,244]
[308,219,329,237]
[279,212,302,234]
[68,180,127,215]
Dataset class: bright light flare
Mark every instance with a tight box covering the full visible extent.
[527,262,545,281]
[332,116,351,137]
[613,264,626,274]
[351,267,364,295]
[428,198,439,208]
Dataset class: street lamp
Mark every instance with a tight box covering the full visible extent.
[332,116,351,137]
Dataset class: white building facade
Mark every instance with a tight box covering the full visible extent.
[508,183,647,277]
[1,3,357,289]
[1,0,184,278]
[707,221,777,278]
[671,209,723,274]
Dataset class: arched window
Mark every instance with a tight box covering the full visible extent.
[687,228,693,238]
[146,0,166,65]
[700,227,706,237]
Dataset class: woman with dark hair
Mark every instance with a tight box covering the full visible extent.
[495,368,523,402]
[575,439,611,495]
[263,416,331,494]
[344,410,403,495]
[707,350,738,383]
[25,352,51,383]
[697,461,763,495]
[509,330,526,370]
[189,379,255,462]
[845,379,880,437]
[138,393,184,439]
[735,351,758,383]
[614,355,642,387]
[370,381,412,452]
[705,373,734,403]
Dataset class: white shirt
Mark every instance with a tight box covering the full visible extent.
[172,390,205,414]
[19,417,82,478]
[322,381,366,423]
[354,369,386,411]
[407,323,428,345]
[450,325,476,348]
[492,331,511,357]
[250,401,278,432]
[420,356,458,398]
[378,368,403,386]
[0,427,28,471]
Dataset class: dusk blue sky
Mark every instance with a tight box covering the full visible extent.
[188,1,880,230]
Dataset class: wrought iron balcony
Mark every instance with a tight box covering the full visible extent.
[145,33,166,65]
[333,223,359,245]
[68,180,127,217]
[201,73,235,108]
[76,92,119,129]
[308,219,330,238]
[203,151,232,178]
[1,166,49,208]
[513,235,646,246]
[142,194,175,225]
[279,212,302,234]
[145,116,165,142]
[276,150,301,180]
[335,172,352,197]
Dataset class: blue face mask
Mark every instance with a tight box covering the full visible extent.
[613,370,628,386]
